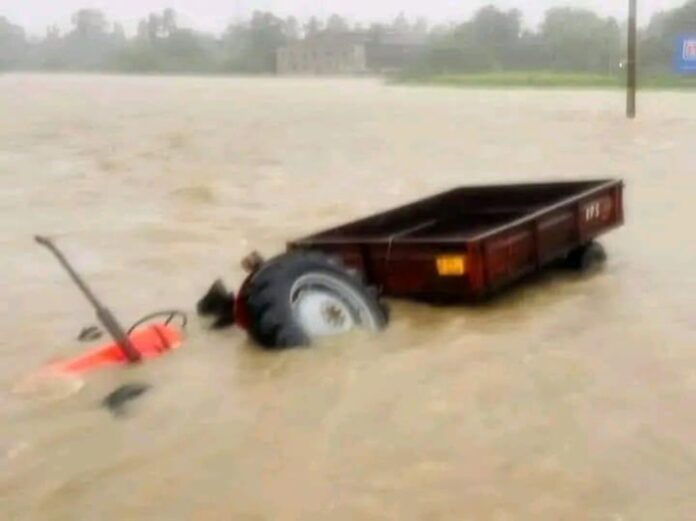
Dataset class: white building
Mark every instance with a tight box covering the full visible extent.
[276,40,367,76]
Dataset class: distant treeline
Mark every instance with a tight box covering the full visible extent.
[0,2,694,76]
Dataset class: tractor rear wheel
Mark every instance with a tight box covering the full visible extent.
[241,252,388,349]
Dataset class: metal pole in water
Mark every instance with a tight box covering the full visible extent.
[627,0,638,118]
[35,236,142,364]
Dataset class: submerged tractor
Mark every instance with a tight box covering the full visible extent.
[200,179,624,348]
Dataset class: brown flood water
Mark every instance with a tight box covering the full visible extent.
[0,75,694,520]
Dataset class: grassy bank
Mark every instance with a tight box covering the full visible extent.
[395,71,696,90]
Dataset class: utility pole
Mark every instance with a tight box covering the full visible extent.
[627,0,638,118]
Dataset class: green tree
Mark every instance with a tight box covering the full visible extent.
[391,13,410,34]
[1,2,692,78]
[48,9,125,70]
[367,23,387,44]
[471,7,521,50]
[0,17,26,70]
[245,11,288,72]
[221,11,289,73]
[304,17,323,39]
[283,17,300,40]
[71,9,107,39]
[162,8,177,36]
[326,14,350,35]
[147,13,162,41]
[427,6,522,72]
[413,17,429,38]
[641,0,696,73]
[115,9,218,73]
[540,8,621,73]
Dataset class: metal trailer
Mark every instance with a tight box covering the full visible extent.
[288,179,624,301]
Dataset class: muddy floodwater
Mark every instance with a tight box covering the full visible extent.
[0,75,694,520]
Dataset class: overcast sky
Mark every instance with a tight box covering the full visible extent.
[2,1,688,35]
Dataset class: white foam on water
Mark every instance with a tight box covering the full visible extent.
[12,370,85,403]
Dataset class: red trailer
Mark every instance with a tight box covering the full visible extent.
[288,179,624,301]
[224,179,624,348]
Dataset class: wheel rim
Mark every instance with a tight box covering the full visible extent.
[290,273,379,338]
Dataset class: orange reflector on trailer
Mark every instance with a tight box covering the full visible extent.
[436,255,467,277]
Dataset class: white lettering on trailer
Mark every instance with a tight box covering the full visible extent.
[585,202,602,222]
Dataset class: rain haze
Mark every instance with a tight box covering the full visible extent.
[2,0,696,520]
[2,0,690,33]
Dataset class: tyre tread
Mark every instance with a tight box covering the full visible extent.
[243,252,388,348]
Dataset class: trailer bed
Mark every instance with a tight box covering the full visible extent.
[289,180,624,301]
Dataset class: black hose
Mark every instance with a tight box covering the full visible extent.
[127,310,188,336]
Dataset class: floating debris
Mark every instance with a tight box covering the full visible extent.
[102,383,152,418]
